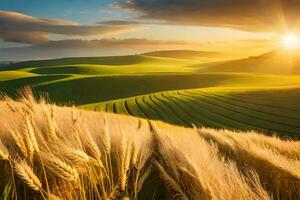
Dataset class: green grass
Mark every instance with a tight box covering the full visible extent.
[1,55,195,72]
[1,51,300,137]
[0,71,37,81]
[84,87,300,138]
[195,50,300,74]
[4,73,294,105]
[29,62,194,75]
[143,50,235,62]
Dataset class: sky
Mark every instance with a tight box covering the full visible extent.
[0,0,298,60]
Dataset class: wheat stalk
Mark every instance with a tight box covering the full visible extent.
[25,115,39,152]
[14,161,42,191]
[46,156,79,181]
[124,141,132,172]
[155,161,189,200]
[49,193,62,200]
[22,120,34,160]
[64,149,90,169]
[137,166,152,193]
[131,142,138,166]
[6,102,17,112]
[107,185,119,200]
[120,171,127,192]
[81,127,101,158]
[0,139,9,160]
[83,134,105,168]
[102,118,111,153]
[23,114,39,160]
[7,128,28,158]
[45,108,59,142]
[71,106,78,125]
[120,130,127,192]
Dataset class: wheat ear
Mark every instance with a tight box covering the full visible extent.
[23,114,39,160]
[45,109,59,142]
[8,128,27,158]
[25,115,39,152]
[84,135,104,168]
[46,156,79,181]
[64,149,90,169]
[15,161,42,191]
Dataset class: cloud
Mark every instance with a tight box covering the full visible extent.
[35,38,198,48]
[97,19,164,26]
[0,31,49,43]
[117,0,300,32]
[0,10,136,44]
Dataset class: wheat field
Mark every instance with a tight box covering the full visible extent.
[0,90,299,200]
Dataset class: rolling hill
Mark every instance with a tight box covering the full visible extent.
[143,50,233,62]
[196,50,300,74]
[1,50,300,137]
[83,78,300,138]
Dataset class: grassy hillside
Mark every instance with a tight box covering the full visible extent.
[0,55,194,72]
[0,71,37,81]
[2,73,300,106]
[0,96,299,199]
[0,54,195,104]
[143,50,234,62]
[1,51,300,138]
[86,86,300,138]
[196,50,300,74]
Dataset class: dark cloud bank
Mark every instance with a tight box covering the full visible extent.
[118,0,300,32]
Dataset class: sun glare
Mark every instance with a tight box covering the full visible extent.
[281,33,300,51]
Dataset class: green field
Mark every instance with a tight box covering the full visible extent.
[1,50,300,137]
[83,87,300,137]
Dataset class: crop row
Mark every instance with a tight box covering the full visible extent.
[95,90,300,137]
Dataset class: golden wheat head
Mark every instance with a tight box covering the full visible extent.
[15,161,42,191]
[46,156,79,181]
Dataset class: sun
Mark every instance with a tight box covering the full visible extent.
[281,33,300,51]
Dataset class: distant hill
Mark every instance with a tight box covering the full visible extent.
[143,50,233,61]
[0,61,12,65]
[0,54,194,72]
[197,50,300,74]
[0,55,149,71]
